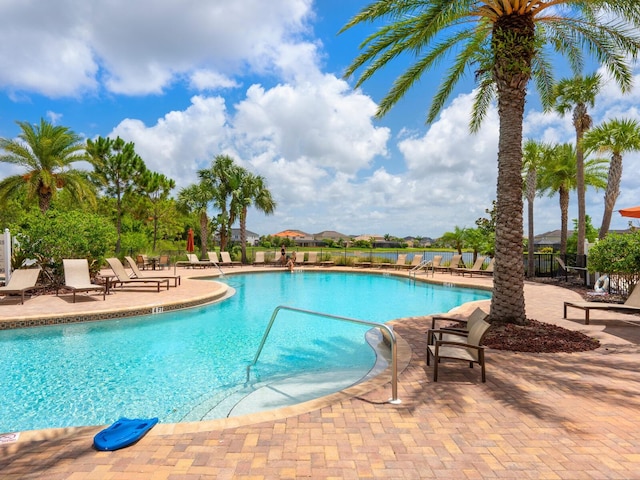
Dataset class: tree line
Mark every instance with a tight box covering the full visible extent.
[0,119,276,265]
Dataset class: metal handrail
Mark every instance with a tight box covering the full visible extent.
[247,305,401,404]
[409,259,434,278]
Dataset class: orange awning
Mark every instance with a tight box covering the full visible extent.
[619,206,640,219]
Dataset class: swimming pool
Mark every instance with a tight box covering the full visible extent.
[0,271,491,433]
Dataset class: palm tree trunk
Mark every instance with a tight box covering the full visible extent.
[199,211,209,256]
[573,105,591,262]
[599,153,623,239]
[240,207,248,264]
[492,88,527,324]
[526,169,536,277]
[559,187,569,256]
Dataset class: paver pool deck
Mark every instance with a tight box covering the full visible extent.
[1,264,640,479]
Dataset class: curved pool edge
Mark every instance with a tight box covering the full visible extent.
[5,327,413,446]
[0,278,230,330]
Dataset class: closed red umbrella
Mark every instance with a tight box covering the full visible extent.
[186,228,195,252]
[619,206,640,218]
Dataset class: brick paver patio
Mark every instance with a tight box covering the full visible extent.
[1,265,639,479]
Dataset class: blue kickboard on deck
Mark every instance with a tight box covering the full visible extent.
[93,417,159,451]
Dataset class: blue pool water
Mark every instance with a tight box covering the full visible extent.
[0,271,490,433]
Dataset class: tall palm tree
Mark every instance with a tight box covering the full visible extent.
[341,2,640,324]
[0,119,96,213]
[86,136,146,253]
[199,155,237,252]
[582,118,640,239]
[228,170,276,263]
[522,139,551,277]
[551,73,602,260]
[538,143,607,255]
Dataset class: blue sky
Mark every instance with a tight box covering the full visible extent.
[0,0,639,239]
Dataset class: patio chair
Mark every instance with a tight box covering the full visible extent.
[125,256,180,287]
[106,258,170,292]
[157,255,170,269]
[220,251,241,267]
[136,254,153,270]
[427,307,489,344]
[253,251,266,266]
[452,256,486,276]
[563,282,640,325]
[427,317,491,382]
[0,268,42,304]
[59,259,106,303]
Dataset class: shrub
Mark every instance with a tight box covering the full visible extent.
[587,231,640,274]
[12,210,117,284]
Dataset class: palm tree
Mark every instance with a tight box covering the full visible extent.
[199,155,237,252]
[551,73,602,261]
[341,2,640,324]
[440,226,467,255]
[178,182,213,256]
[522,139,551,277]
[582,118,640,239]
[538,143,607,255]
[86,136,146,253]
[0,119,96,213]
[228,170,276,263]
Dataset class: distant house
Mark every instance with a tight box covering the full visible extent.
[313,230,351,246]
[230,228,260,246]
[273,229,316,247]
[404,236,433,247]
[534,228,632,251]
[534,230,567,251]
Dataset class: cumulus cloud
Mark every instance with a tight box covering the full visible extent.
[0,0,314,96]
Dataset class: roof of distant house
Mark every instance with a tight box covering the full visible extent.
[273,229,309,238]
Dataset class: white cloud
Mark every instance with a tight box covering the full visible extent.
[0,0,314,96]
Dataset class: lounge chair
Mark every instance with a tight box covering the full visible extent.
[426,317,491,382]
[473,257,494,277]
[58,259,106,303]
[304,252,318,266]
[353,252,372,268]
[452,256,486,276]
[0,268,42,304]
[563,283,640,325]
[189,253,216,268]
[253,251,266,266]
[382,254,406,269]
[400,254,423,270]
[220,251,241,267]
[106,258,170,291]
[319,254,335,267]
[207,251,220,264]
[125,256,180,287]
[434,254,464,273]
[272,252,283,266]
